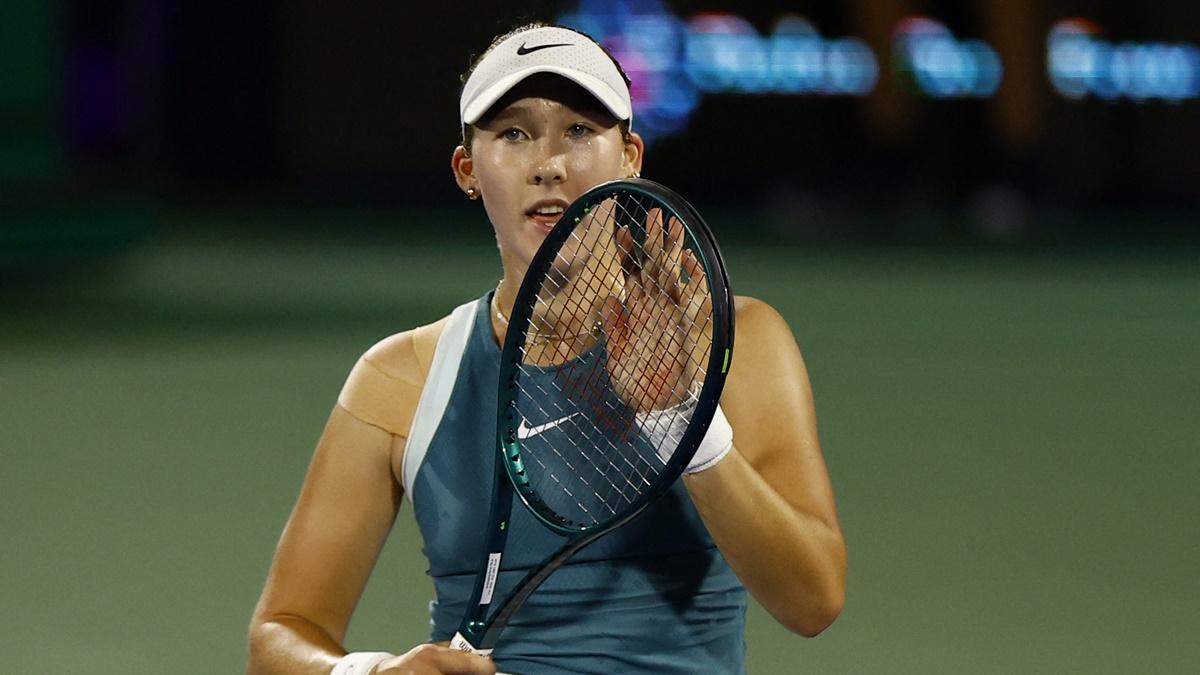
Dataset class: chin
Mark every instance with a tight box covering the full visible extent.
[524,223,554,248]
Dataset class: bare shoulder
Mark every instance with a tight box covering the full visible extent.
[724,294,811,431]
[359,315,449,384]
[337,315,451,439]
[732,295,797,345]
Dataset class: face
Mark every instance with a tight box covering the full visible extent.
[453,75,643,273]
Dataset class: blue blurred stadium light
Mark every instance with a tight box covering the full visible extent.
[683,14,877,96]
[558,0,878,142]
[1047,19,1200,102]
[892,17,1003,99]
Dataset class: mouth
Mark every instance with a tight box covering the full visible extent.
[525,200,569,232]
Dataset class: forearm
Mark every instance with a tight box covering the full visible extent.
[684,446,846,636]
[247,613,343,675]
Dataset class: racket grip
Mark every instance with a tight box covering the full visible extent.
[450,632,494,657]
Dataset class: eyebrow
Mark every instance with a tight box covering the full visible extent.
[485,105,536,126]
[479,100,612,129]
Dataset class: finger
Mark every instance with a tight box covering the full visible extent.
[381,644,497,675]
[680,250,712,358]
[661,216,685,302]
[616,224,638,283]
[644,207,664,262]
[642,207,664,288]
[592,200,625,276]
[681,250,706,318]
[649,213,679,316]
[601,295,629,361]
[583,197,618,249]
[625,280,646,334]
[435,649,498,675]
[626,242,648,305]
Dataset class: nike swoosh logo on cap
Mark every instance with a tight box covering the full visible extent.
[516,412,581,439]
[516,42,573,56]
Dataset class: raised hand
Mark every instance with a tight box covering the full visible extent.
[602,207,712,413]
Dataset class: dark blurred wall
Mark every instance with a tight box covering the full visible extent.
[2,0,59,189]
[14,1,1200,235]
[225,2,560,199]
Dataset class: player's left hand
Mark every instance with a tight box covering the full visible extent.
[602,207,712,413]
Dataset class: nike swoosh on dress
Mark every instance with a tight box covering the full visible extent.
[516,412,581,439]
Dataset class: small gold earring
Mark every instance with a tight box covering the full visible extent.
[629,171,641,179]
[467,187,479,200]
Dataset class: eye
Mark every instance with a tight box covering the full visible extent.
[567,123,593,138]
[501,128,527,142]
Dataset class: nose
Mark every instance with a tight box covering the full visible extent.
[530,144,567,185]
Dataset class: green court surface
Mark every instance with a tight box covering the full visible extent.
[2,225,1197,673]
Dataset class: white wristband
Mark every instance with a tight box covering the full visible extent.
[637,399,733,475]
[332,651,395,675]
[688,403,733,474]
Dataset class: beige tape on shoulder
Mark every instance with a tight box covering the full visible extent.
[338,354,420,436]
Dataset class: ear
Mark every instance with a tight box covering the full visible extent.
[621,132,645,178]
[451,145,477,195]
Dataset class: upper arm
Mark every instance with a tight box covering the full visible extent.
[721,296,840,532]
[253,326,441,641]
[252,404,401,643]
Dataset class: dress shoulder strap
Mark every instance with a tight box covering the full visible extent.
[401,299,481,501]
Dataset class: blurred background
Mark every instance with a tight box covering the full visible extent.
[2,0,1197,672]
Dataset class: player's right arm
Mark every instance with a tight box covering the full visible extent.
[245,399,401,674]
[246,323,494,675]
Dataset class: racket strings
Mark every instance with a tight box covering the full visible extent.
[517,378,653,511]
[515,369,653,521]
[511,191,715,528]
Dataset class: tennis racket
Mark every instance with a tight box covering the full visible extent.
[450,178,734,655]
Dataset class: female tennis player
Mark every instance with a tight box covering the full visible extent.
[247,23,845,675]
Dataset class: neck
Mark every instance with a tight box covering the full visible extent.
[492,277,518,326]
[489,281,601,354]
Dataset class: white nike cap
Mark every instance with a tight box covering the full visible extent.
[459,26,633,127]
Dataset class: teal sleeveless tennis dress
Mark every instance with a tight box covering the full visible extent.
[402,293,747,675]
